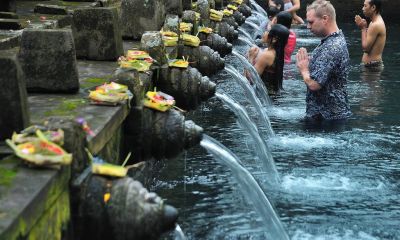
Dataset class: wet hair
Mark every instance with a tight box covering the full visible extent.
[268,24,289,90]
[276,11,293,29]
[270,0,285,12]
[267,6,280,19]
[307,0,336,21]
[368,0,382,14]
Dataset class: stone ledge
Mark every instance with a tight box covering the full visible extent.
[27,93,129,155]
[0,157,70,239]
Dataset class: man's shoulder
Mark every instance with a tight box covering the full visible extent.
[369,16,386,32]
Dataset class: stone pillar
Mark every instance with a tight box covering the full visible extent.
[0,0,16,12]
[140,31,169,66]
[197,0,210,26]
[18,29,79,93]
[163,14,180,34]
[121,0,166,40]
[182,0,192,11]
[72,7,123,60]
[0,54,29,141]
[165,0,182,16]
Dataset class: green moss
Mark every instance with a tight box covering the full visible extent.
[44,98,87,117]
[80,77,110,89]
[0,166,17,187]
[27,191,70,240]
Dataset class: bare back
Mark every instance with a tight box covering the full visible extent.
[362,15,386,63]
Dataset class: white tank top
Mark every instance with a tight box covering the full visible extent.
[284,2,293,11]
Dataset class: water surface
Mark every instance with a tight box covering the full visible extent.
[156,23,400,240]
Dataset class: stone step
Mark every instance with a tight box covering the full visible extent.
[0,12,18,19]
[34,4,68,15]
[0,19,23,30]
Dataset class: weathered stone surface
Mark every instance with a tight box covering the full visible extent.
[111,69,153,107]
[18,28,79,93]
[140,31,168,66]
[0,35,20,50]
[158,65,216,110]
[0,159,70,240]
[165,0,182,16]
[124,106,203,160]
[182,0,192,11]
[197,0,210,26]
[0,54,29,141]
[44,117,89,178]
[222,15,239,29]
[179,45,225,76]
[0,0,16,13]
[198,32,232,57]
[232,10,246,25]
[64,0,97,2]
[72,7,123,60]
[121,0,166,40]
[209,21,238,42]
[0,19,22,30]
[77,175,178,240]
[238,4,252,17]
[34,4,68,15]
[181,10,199,34]
[163,14,180,34]
[0,12,18,19]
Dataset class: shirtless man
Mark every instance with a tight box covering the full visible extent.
[355,0,386,70]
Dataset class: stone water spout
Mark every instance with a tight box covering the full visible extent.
[139,31,219,96]
[237,3,252,18]
[124,108,203,160]
[195,0,239,42]
[222,15,239,29]
[182,10,232,56]
[157,65,216,110]
[198,32,232,57]
[208,21,238,42]
[232,9,246,25]
[179,45,225,76]
[75,175,178,240]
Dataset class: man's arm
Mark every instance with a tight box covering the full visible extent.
[355,15,379,53]
[296,48,322,91]
[361,23,381,53]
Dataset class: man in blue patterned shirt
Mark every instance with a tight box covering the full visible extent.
[296,0,351,120]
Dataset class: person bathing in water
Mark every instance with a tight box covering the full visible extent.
[247,24,289,94]
[296,0,351,121]
[283,0,305,24]
[355,0,386,71]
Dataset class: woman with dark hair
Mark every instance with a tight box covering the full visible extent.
[248,24,289,94]
[276,11,296,63]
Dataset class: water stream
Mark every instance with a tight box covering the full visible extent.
[231,50,272,107]
[225,65,274,137]
[216,92,279,185]
[200,135,289,240]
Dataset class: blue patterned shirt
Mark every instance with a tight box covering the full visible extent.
[307,30,352,120]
